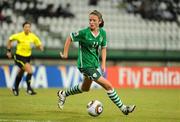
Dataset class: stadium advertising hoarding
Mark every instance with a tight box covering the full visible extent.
[0,65,99,88]
[107,66,180,88]
[0,65,180,88]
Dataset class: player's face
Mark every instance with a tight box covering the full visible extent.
[23,24,31,34]
[89,14,101,30]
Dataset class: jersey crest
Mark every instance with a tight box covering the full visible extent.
[74,32,79,36]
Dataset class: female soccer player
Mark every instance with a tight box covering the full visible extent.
[6,21,44,96]
[57,10,135,115]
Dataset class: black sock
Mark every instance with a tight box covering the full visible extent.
[14,73,23,90]
[26,73,32,90]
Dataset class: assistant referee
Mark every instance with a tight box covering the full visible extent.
[6,21,44,96]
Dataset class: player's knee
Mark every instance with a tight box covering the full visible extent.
[25,64,32,73]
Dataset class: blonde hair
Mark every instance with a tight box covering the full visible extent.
[90,10,104,27]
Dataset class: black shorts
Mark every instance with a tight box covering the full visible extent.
[14,54,31,68]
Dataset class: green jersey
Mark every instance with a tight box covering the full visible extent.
[70,27,107,68]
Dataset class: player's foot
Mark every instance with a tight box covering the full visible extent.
[27,88,37,95]
[121,105,136,115]
[57,90,66,109]
[12,88,19,96]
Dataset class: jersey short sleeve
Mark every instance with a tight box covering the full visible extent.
[70,28,86,42]
[32,34,42,46]
[9,33,19,42]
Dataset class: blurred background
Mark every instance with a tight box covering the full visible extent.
[0,0,180,89]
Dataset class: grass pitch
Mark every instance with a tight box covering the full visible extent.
[0,88,180,122]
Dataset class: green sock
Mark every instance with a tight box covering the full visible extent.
[107,89,125,110]
[65,84,82,97]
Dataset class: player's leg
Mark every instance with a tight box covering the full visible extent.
[81,75,93,91]
[12,68,24,96]
[96,76,136,115]
[65,75,92,96]
[57,75,92,109]
[94,76,125,109]
[12,54,25,96]
[24,63,36,95]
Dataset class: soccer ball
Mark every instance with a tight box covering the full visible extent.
[87,100,103,117]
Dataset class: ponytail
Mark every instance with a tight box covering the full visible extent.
[99,19,104,27]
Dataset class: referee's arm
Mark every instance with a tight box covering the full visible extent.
[6,40,13,58]
[36,44,44,52]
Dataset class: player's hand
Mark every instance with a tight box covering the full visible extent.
[60,52,68,59]
[6,52,12,59]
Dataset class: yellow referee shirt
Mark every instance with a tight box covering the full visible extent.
[9,32,42,57]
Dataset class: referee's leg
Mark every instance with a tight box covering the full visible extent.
[24,63,36,95]
[12,68,24,96]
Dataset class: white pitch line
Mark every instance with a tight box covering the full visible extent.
[0,119,58,122]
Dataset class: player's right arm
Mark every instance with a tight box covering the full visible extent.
[6,39,13,59]
[60,28,85,59]
[60,36,72,59]
[6,33,19,59]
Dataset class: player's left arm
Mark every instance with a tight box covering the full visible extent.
[101,30,107,72]
[101,47,106,73]
[6,33,19,59]
[36,44,44,51]
[33,34,44,51]
[60,36,72,59]
[6,39,13,59]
